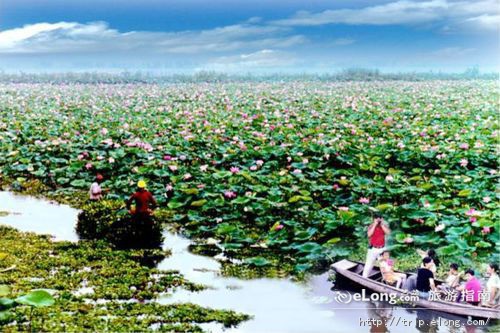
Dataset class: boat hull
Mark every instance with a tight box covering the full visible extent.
[331,259,500,320]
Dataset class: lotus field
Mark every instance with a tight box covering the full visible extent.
[0,80,498,271]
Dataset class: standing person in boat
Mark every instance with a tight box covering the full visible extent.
[362,214,391,278]
[455,269,481,306]
[416,257,437,299]
[484,263,500,306]
[89,173,105,201]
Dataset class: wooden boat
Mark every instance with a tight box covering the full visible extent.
[331,259,500,319]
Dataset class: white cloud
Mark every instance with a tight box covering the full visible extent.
[0,21,306,54]
[202,49,297,72]
[0,22,78,49]
[463,14,500,31]
[271,0,500,30]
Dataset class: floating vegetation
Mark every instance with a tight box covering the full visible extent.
[0,226,250,331]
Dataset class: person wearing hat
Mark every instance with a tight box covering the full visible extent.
[126,180,157,216]
[125,180,159,248]
[89,173,105,201]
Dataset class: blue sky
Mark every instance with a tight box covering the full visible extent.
[0,0,498,73]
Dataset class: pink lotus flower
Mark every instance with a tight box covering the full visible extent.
[85,163,92,170]
[338,206,349,211]
[165,184,173,191]
[250,165,258,171]
[459,159,468,167]
[293,169,302,174]
[274,224,284,231]
[101,128,108,135]
[224,190,237,199]
[385,175,394,182]
[332,184,339,190]
[482,226,491,234]
[77,154,84,160]
[183,173,192,180]
[459,143,469,150]
[163,155,172,161]
[470,217,477,223]
[108,157,115,163]
[465,208,478,216]
[256,160,264,166]
[200,165,208,172]
[359,197,370,204]
[483,196,491,203]
[230,166,240,174]
[168,165,178,172]
[423,201,431,208]
[403,237,414,244]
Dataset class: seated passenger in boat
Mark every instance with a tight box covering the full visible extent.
[378,251,407,289]
[438,263,462,290]
[416,248,439,274]
[455,269,481,306]
[484,263,500,307]
[416,257,437,299]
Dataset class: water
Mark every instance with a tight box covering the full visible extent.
[0,192,79,241]
[0,191,493,333]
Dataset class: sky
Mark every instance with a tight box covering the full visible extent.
[0,0,498,73]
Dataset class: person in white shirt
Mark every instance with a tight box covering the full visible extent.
[485,263,500,306]
[89,173,104,201]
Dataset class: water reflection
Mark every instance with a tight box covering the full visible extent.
[367,301,393,333]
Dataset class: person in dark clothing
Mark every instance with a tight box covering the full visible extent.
[416,257,437,299]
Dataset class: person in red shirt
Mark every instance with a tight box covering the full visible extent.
[126,180,157,216]
[362,215,391,278]
[120,180,160,248]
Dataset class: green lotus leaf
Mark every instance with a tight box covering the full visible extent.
[15,290,55,308]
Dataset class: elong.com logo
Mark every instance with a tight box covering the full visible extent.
[334,289,420,305]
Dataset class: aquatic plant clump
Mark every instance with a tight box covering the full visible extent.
[0,226,250,331]
[0,81,498,271]
[76,200,164,249]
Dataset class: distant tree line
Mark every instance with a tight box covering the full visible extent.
[0,68,497,84]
